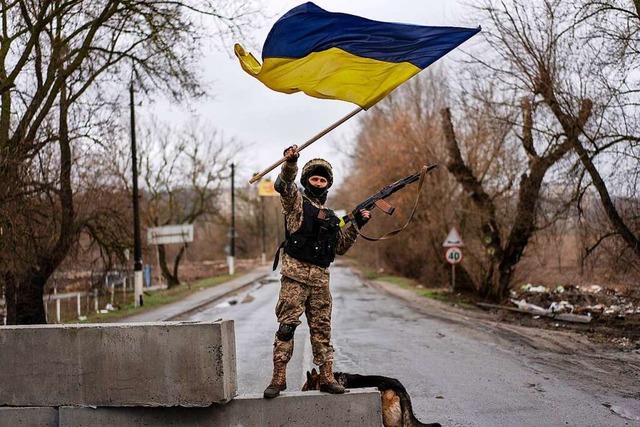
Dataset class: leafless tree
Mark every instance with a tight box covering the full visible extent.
[435,1,598,300]
[137,120,240,287]
[567,1,640,259]
[439,0,640,299]
[441,98,588,300]
[0,0,262,323]
[334,1,639,299]
[471,0,640,274]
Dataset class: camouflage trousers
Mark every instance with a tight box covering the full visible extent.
[272,276,334,366]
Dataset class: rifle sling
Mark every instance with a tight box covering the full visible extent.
[349,165,429,242]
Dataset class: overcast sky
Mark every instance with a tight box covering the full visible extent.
[143,1,469,187]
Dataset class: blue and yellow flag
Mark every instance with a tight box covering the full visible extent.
[235,2,480,109]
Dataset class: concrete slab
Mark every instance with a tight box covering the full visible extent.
[59,389,383,426]
[0,407,58,426]
[0,320,236,407]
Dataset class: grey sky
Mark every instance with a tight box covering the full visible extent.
[145,1,467,187]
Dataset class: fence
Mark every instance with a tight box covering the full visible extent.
[44,269,149,323]
[2,259,263,325]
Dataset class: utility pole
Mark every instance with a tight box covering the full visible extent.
[228,163,236,275]
[260,195,266,265]
[130,84,143,307]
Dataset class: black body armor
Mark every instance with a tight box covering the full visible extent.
[284,197,340,268]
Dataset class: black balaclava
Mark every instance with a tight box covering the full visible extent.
[301,159,333,204]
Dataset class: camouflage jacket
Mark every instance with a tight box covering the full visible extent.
[277,160,358,286]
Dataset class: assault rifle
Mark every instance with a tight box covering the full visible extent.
[340,164,438,227]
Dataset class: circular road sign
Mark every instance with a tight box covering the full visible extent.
[445,247,463,265]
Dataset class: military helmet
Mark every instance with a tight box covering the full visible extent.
[301,158,333,189]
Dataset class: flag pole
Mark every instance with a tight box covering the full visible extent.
[249,106,363,184]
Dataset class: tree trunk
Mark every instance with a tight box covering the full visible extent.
[3,272,17,324]
[493,164,546,299]
[158,245,180,288]
[538,65,637,257]
[480,264,501,301]
[15,270,47,324]
[572,141,640,258]
[441,108,504,301]
[172,245,186,286]
[12,67,79,324]
[441,102,569,302]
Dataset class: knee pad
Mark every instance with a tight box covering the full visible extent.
[276,323,297,341]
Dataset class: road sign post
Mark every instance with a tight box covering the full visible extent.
[147,224,194,286]
[443,228,464,292]
[445,247,463,291]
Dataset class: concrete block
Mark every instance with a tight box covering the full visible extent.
[59,389,383,426]
[0,320,236,407]
[0,407,58,426]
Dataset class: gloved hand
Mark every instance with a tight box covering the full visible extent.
[283,145,299,162]
[354,209,371,228]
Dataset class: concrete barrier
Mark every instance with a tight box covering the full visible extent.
[58,389,383,426]
[0,320,236,407]
[0,407,58,426]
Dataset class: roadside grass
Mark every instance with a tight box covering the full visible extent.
[362,267,476,309]
[73,274,238,324]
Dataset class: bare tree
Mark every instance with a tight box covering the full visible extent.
[137,120,240,287]
[472,0,640,272]
[433,1,599,300]
[441,98,588,300]
[0,0,262,323]
[566,1,640,258]
[333,1,639,299]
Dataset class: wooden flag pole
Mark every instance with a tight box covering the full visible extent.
[248,106,363,184]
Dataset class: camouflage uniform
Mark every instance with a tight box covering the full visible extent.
[272,159,359,367]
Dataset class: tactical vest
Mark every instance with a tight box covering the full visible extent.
[283,197,340,268]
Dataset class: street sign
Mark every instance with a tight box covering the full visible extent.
[443,227,464,247]
[445,247,463,264]
[258,180,279,197]
[147,224,194,245]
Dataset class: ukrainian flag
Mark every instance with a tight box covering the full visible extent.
[235,2,480,109]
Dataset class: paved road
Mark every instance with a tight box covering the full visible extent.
[121,267,271,322]
[174,264,636,427]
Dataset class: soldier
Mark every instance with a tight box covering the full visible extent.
[263,145,371,399]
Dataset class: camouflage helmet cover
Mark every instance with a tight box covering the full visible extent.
[301,158,333,189]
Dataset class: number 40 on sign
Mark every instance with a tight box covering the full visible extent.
[445,247,463,264]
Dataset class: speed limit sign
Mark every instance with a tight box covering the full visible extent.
[445,247,463,264]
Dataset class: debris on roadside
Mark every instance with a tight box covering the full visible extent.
[509,283,640,320]
[476,301,592,323]
[476,282,640,329]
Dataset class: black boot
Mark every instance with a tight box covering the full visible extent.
[263,362,287,399]
[318,361,345,394]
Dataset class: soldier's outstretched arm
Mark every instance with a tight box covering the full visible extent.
[274,145,303,226]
